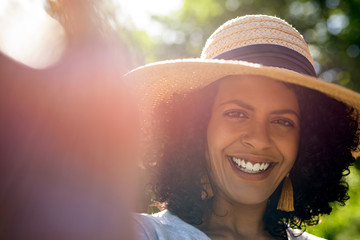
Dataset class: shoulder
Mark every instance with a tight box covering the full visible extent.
[287,228,326,240]
[133,210,210,240]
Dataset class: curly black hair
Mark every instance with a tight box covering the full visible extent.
[145,77,359,239]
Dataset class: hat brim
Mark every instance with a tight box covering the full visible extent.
[125,58,360,115]
[125,58,360,157]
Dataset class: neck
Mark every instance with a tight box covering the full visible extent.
[199,194,273,240]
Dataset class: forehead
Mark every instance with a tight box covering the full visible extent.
[214,75,299,111]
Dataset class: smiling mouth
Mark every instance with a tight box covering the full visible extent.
[229,156,273,174]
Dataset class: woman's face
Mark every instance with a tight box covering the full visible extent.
[206,75,300,205]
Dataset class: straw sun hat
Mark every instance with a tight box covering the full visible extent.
[125,14,360,151]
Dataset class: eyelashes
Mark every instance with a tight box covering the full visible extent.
[223,110,296,128]
[224,110,248,119]
[271,118,295,128]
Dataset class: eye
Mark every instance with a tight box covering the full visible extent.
[271,118,295,128]
[224,110,248,119]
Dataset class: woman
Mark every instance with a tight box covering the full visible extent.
[125,15,360,240]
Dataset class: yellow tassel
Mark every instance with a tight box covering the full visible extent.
[201,174,214,200]
[277,174,294,212]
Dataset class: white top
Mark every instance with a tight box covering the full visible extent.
[133,210,325,240]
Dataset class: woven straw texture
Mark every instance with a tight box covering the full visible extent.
[201,15,313,65]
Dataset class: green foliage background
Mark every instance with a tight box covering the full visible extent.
[306,165,360,239]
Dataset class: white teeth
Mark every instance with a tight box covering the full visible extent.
[240,160,246,168]
[231,157,271,174]
[260,163,265,170]
[253,163,260,171]
[246,162,252,170]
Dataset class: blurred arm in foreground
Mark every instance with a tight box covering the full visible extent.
[0,0,139,239]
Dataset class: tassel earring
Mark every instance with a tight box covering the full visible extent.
[277,174,294,212]
[201,174,214,200]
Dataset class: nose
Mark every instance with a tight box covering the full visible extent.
[240,120,272,150]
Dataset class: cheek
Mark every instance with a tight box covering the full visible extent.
[206,120,229,184]
[207,116,237,151]
[206,119,220,158]
[205,127,223,172]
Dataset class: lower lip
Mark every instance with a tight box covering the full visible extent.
[228,158,275,181]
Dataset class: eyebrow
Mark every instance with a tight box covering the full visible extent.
[270,109,300,120]
[219,100,254,111]
[218,100,300,119]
